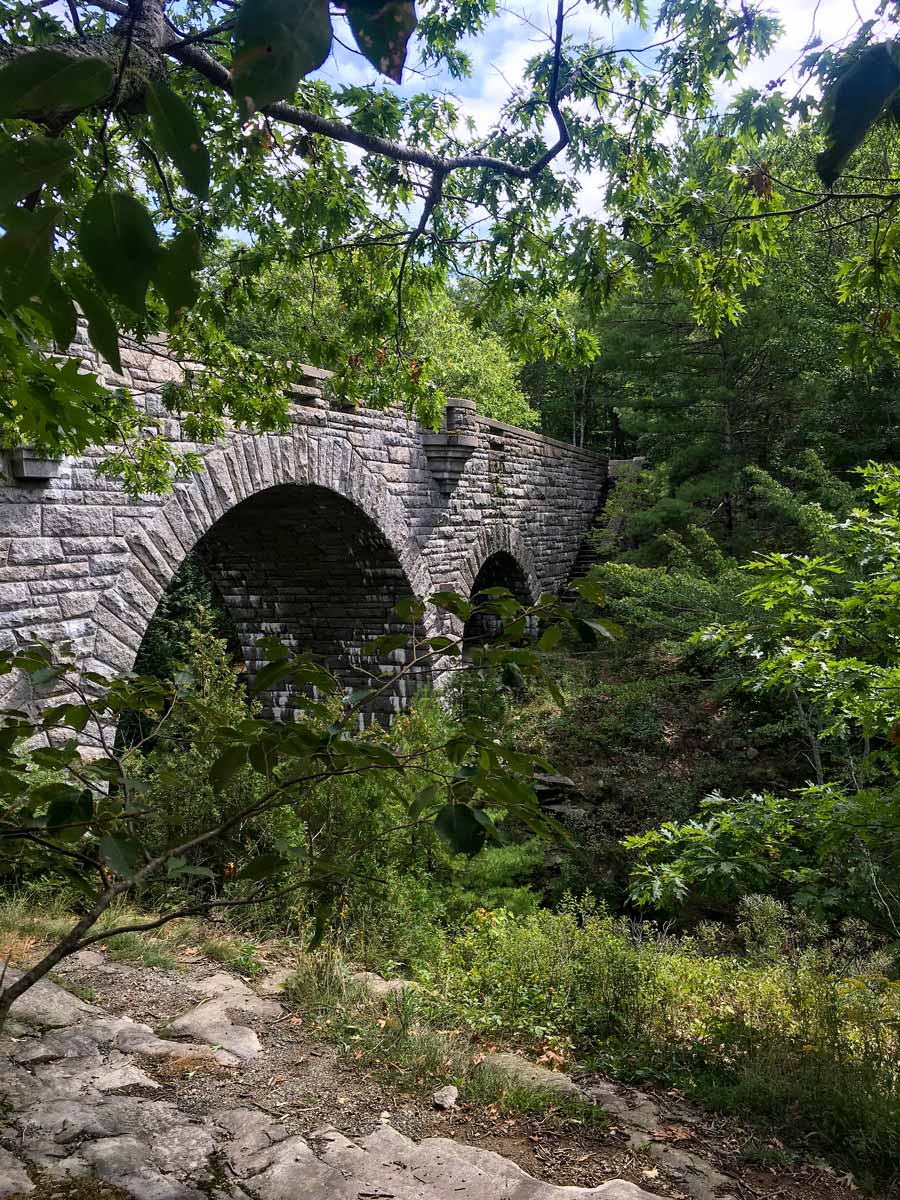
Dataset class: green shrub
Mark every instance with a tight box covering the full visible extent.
[416,895,900,1182]
[130,617,285,887]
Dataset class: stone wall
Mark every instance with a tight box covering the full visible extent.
[0,327,606,715]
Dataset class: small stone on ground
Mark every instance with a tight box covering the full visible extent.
[433,1084,459,1110]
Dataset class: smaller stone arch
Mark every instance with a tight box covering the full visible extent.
[458,527,541,650]
[457,526,541,606]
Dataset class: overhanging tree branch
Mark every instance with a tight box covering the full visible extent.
[73,0,570,184]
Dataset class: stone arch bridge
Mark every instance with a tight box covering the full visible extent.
[0,330,607,719]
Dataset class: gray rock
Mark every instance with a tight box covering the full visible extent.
[12,1028,110,1064]
[0,1146,33,1197]
[478,1052,583,1099]
[215,1107,293,1175]
[20,1150,89,1181]
[4,970,103,1030]
[349,970,413,1000]
[192,973,283,1021]
[534,773,577,791]
[642,1143,737,1200]
[349,1124,663,1200]
[581,1079,737,1200]
[582,1079,659,1133]
[112,1020,230,1064]
[81,1136,207,1200]
[67,949,106,970]
[255,966,294,998]
[237,1137,326,1199]
[30,1052,160,1096]
[432,1084,459,1110]
[168,1007,261,1060]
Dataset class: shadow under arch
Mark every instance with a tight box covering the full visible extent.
[462,541,539,652]
[93,432,437,722]
[197,482,430,720]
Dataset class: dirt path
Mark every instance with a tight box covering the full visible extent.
[0,939,864,1200]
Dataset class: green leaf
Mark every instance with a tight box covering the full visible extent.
[430,591,473,620]
[393,597,425,622]
[26,274,76,348]
[479,772,537,809]
[0,205,58,309]
[145,80,210,200]
[536,624,563,652]
[0,133,73,209]
[99,835,143,879]
[410,782,439,819]
[252,657,295,693]
[362,632,410,654]
[574,616,620,644]
[501,662,526,690]
[210,743,248,788]
[0,49,113,119]
[152,229,203,322]
[78,190,160,315]
[45,788,93,841]
[249,741,275,774]
[68,278,120,372]
[231,0,332,114]
[346,1,417,83]
[571,576,605,605]
[816,43,900,187]
[237,852,290,880]
[434,803,486,856]
[471,807,504,843]
[28,662,65,685]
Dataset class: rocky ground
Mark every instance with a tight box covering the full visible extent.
[0,942,861,1200]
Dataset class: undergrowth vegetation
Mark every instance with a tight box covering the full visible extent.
[415,897,900,1184]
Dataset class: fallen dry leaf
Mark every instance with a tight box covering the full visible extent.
[652,1125,694,1143]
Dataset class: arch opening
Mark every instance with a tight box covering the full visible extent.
[129,483,429,725]
[463,550,534,650]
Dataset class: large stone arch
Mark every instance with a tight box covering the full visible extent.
[91,428,437,718]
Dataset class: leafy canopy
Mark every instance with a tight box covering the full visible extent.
[0,0,783,490]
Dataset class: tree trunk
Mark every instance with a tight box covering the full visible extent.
[0,0,168,128]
